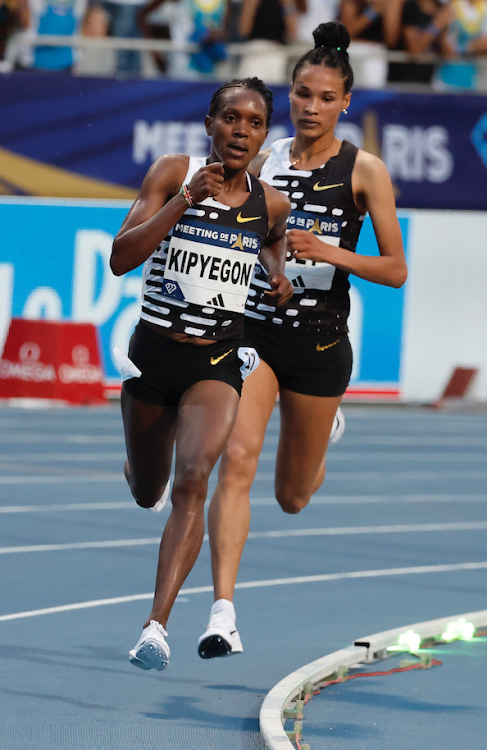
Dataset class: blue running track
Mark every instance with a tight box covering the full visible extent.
[0,404,486,749]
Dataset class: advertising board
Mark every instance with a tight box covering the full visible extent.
[0,197,409,398]
[1,74,486,210]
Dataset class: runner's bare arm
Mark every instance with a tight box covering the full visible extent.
[258,184,293,306]
[287,151,407,288]
[110,156,224,275]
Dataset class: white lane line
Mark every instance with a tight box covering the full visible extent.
[246,522,487,539]
[1,435,486,447]
[308,471,487,480]
[2,561,487,623]
[1,494,486,514]
[340,437,487,447]
[0,453,126,462]
[2,451,485,463]
[263,434,487,445]
[2,470,487,485]
[0,502,135,513]
[0,538,160,554]
[0,435,124,444]
[2,521,487,554]
[255,494,487,505]
[0,475,126,484]
[247,471,487,481]
[246,471,487,481]
[258,452,486,462]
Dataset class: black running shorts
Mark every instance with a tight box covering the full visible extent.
[123,321,243,407]
[243,317,353,397]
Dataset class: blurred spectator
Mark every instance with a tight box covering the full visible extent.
[225,0,242,40]
[76,3,115,74]
[139,0,176,72]
[139,0,227,78]
[436,0,487,87]
[186,0,227,75]
[103,0,145,76]
[17,0,88,72]
[0,0,28,65]
[295,0,339,42]
[339,0,404,86]
[444,0,487,53]
[238,0,297,82]
[402,0,453,51]
[340,0,404,46]
[389,0,453,83]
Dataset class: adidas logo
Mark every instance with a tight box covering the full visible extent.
[292,276,306,288]
[207,294,225,307]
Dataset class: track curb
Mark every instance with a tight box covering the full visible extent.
[260,608,487,749]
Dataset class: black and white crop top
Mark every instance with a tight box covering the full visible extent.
[140,156,269,340]
[246,138,364,336]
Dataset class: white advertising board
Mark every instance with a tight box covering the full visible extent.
[402,210,487,402]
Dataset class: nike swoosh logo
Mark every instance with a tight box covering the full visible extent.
[312,182,344,192]
[236,212,261,223]
[210,349,233,365]
[316,339,340,351]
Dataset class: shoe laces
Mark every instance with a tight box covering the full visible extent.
[149,620,168,638]
[209,611,234,631]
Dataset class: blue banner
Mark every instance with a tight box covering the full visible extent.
[0,72,486,209]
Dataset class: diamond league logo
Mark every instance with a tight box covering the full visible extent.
[471,114,487,169]
[162,279,184,299]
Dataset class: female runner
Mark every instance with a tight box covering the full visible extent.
[110,77,292,672]
[198,22,408,659]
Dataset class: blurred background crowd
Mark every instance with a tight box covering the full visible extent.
[1,0,487,89]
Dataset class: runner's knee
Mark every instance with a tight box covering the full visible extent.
[132,482,167,509]
[124,459,168,509]
[172,462,212,507]
[275,489,311,515]
[218,441,259,489]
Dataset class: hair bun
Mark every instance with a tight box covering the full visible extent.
[312,22,350,53]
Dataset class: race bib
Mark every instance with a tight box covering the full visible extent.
[162,218,261,312]
[237,346,260,382]
[286,211,342,291]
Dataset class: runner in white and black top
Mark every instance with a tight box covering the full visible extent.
[109,77,292,672]
[140,163,270,340]
[198,22,408,660]
[247,136,363,334]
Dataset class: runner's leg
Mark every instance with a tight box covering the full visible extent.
[275,390,342,514]
[147,379,240,628]
[121,386,177,509]
[207,360,279,603]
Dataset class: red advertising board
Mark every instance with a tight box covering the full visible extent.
[0,319,106,404]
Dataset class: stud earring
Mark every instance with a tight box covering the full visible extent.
[342,108,348,114]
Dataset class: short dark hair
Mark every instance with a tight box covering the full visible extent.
[208,77,274,128]
[292,22,354,94]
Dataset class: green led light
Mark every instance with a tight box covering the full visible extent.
[441,619,475,642]
[387,629,421,653]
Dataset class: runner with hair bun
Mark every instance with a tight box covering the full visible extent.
[198,22,407,659]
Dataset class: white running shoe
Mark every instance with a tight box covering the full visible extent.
[150,481,170,513]
[129,620,170,671]
[330,406,345,444]
[197,601,243,659]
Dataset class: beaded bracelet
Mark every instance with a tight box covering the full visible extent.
[180,184,194,208]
